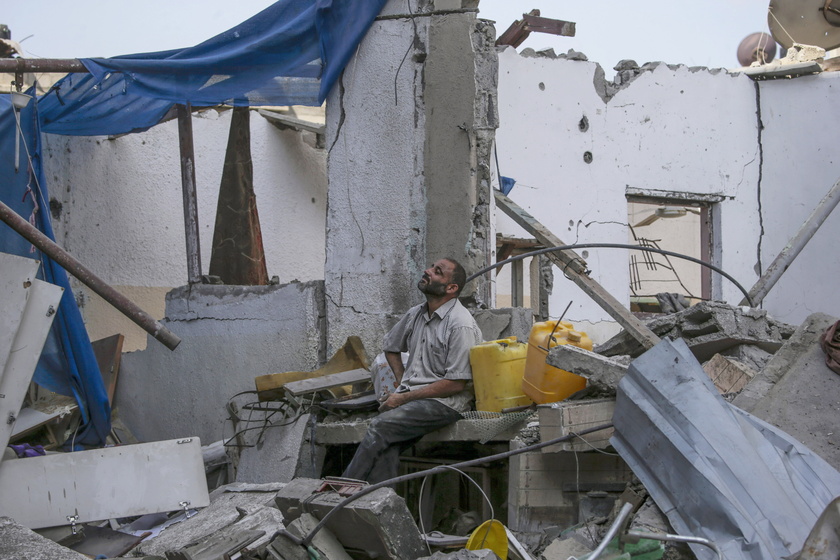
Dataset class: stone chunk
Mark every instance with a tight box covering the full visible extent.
[546,344,628,394]
[286,513,352,560]
[734,313,840,471]
[0,516,88,560]
[542,537,592,560]
[275,478,426,560]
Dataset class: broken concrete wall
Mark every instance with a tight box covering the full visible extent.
[495,49,840,339]
[323,0,497,356]
[42,109,327,351]
[116,282,325,444]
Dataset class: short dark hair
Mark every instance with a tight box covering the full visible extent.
[443,257,467,295]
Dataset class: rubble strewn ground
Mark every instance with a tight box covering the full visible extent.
[6,303,840,559]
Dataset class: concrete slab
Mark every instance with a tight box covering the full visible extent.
[737,313,840,470]
[0,516,88,560]
[595,301,794,361]
[417,550,502,560]
[275,478,426,560]
[236,413,323,484]
[546,344,628,394]
[316,416,528,445]
[133,482,284,557]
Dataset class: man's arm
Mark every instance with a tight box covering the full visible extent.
[384,351,405,384]
[379,379,466,412]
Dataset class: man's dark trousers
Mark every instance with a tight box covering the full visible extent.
[342,399,462,484]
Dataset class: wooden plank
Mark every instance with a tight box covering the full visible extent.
[255,336,370,401]
[91,333,124,405]
[538,399,615,452]
[494,191,660,349]
[283,368,371,397]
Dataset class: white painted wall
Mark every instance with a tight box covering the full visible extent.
[495,49,840,339]
[42,109,327,350]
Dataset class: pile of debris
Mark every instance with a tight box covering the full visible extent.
[3,304,840,560]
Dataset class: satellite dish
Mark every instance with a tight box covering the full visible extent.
[737,32,778,66]
[768,0,840,50]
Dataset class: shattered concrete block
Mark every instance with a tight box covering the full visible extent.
[235,413,323,484]
[595,301,794,361]
[472,308,534,343]
[275,478,426,560]
[542,537,592,560]
[546,345,627,394]
[538,399,615,453]
[734,313,840,471]
[133,482,285,557]
[721,343,774,374]
[0,516,89,560]
[286,513,352,560]
[702,354,756,394]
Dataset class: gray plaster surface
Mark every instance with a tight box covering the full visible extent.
[117,282,325,443]
[0,516,88,560]
[323,2,496,356]
[133,483,284,557]
[737,313,840,470]
[236,413,323,484]
[473,308,533,342]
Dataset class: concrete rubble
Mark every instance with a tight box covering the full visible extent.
[6,300,840,560]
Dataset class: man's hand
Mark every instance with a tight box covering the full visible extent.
[376,379,467,412]
[378,391,410,412]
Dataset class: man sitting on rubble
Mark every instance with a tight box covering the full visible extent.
[342,257,483,484]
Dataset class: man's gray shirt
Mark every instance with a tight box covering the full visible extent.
[382,298,483,412]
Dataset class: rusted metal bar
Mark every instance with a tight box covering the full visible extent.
[741,175,840,306]
[0,199,181,350]
[177,103,203,285]
[0,58,89,74]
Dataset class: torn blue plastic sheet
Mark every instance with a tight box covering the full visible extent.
[611,338,840,560]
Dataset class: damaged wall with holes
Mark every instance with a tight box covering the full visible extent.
[322,0,496,356]
[42,107,327,352]
[494,47,840,339]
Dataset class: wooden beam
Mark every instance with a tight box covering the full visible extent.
[177,103,202,285]
[494,190,660,349]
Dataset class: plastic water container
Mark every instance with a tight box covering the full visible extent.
[469,337,533,412]
[522,321,593,404]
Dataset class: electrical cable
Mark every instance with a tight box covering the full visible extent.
[299,422,613,547]
[466,242,754,307]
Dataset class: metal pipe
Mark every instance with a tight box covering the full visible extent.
[0,58,89,73]
[0,200,182,350]
[741,176,840,306]
[625,531,723,560]
[467,243,754,307]
[577,502,634,560]
[301,422,614,546]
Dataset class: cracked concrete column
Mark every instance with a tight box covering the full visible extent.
[324,0,497,354]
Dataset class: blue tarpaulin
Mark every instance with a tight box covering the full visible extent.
[0,93,111,448]
[1,0,387,448]
[39,0,387,136]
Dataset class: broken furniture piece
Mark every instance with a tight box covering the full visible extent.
[255,335,370,401]
[0,437,210,529]
[0,253,65,453]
